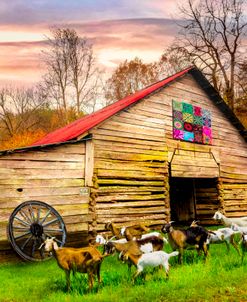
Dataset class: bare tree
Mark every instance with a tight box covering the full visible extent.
[67,29,102,113]
[0,86,48,138]
[166,0,247,110]
[42,28,103,117]
[42,28,71,121]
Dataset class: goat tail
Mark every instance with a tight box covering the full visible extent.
[168,251,179,258]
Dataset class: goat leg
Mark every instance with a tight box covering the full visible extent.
[65,270,71,291]
[96,264,102,284]
[230,235,240,256]
[88,271,94,291]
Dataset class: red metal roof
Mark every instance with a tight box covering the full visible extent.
[32,66,193,146]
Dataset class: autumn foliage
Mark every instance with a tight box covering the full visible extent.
[0,129,47,150]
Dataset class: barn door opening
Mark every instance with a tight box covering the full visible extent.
[169,177,218,224]
[170,178,196,223]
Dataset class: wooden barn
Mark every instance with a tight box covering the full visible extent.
[0,66,246,262]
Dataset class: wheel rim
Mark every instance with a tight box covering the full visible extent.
[7,200,67,261]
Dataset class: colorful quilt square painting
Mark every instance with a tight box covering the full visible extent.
[172,100,212,145]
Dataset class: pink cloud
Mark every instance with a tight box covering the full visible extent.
[0,18,179,85]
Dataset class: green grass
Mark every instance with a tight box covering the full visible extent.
[0,244,247,302]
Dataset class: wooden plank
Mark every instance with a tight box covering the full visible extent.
[93,132,166,147]
[98,186,165,193]
[85,139,94,186]
[97,169,165,180]
[0,169,84,179]
[0,160,84,170]
[0,152,85,162]
[96,193,165,202]
[0,186,87,199]
[0,195,89,209]
[95,150,166,162]
[96,200,165,208]
[98,179,164,186]
[91,128,165,142]
[95,159,167,170]
[0,178,84,187]
[94,139,167,153]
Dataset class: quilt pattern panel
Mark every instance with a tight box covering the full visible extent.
[172,100,212,145]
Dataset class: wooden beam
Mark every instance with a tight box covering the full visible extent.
[85,139,94,187]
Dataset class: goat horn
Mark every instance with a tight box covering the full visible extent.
[169,221,175,224]
[108,235,116,242]
[38,242,45,250]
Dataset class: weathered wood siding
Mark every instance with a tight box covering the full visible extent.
[91,108,169,231]
[0,142,89,260]
[90,73,247,227]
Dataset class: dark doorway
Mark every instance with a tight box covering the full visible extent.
[170,178,196,223]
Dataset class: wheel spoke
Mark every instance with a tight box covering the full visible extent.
[36,208,41,223]
[14,216,30,227]
[21,235,33,250]
[19,209,32,224]
[44,228,64,232]
[40,209,51,224]
[42,218,59,227]
[54,238,63,245]
[28,204,35,222]
[13,226,30,231]
[14,231,31,240]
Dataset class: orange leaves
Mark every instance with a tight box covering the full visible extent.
[0,129,47,150]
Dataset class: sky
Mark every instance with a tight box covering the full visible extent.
[0,0,182,86]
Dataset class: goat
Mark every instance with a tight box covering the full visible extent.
[190,220,240,255]
[161,222,209,264]
[122,249,179,281]
[104,235,165,272]
[231,223,247,234]
[97,231,167,247]
[207,228,240,255]
[105,235,164,256]
[213,211,247,227]
[121,223,150,240]
[40,237,105,291]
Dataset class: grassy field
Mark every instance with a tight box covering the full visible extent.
[0,244,247,302]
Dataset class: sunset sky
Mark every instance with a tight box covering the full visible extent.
[0,0,181,86]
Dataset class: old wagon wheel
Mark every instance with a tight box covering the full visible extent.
[7,200,67,262]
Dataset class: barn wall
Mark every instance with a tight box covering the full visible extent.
[0,142,89,260]
[91,73,247,229]
[91,108,170,231]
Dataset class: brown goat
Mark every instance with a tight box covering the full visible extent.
[105,236,164,271]
[105,222,150,241]
[162,222,209,264]
[123,223,150,241]
[40,237,106,291]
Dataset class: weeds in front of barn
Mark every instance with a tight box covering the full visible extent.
[1,244,247,302]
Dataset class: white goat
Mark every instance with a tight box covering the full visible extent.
[122,250,179,280]
[231,223,247,234]
[213,211,247,227]
[207,227,240,255]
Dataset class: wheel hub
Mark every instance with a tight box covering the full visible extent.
[30,223,43,237]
